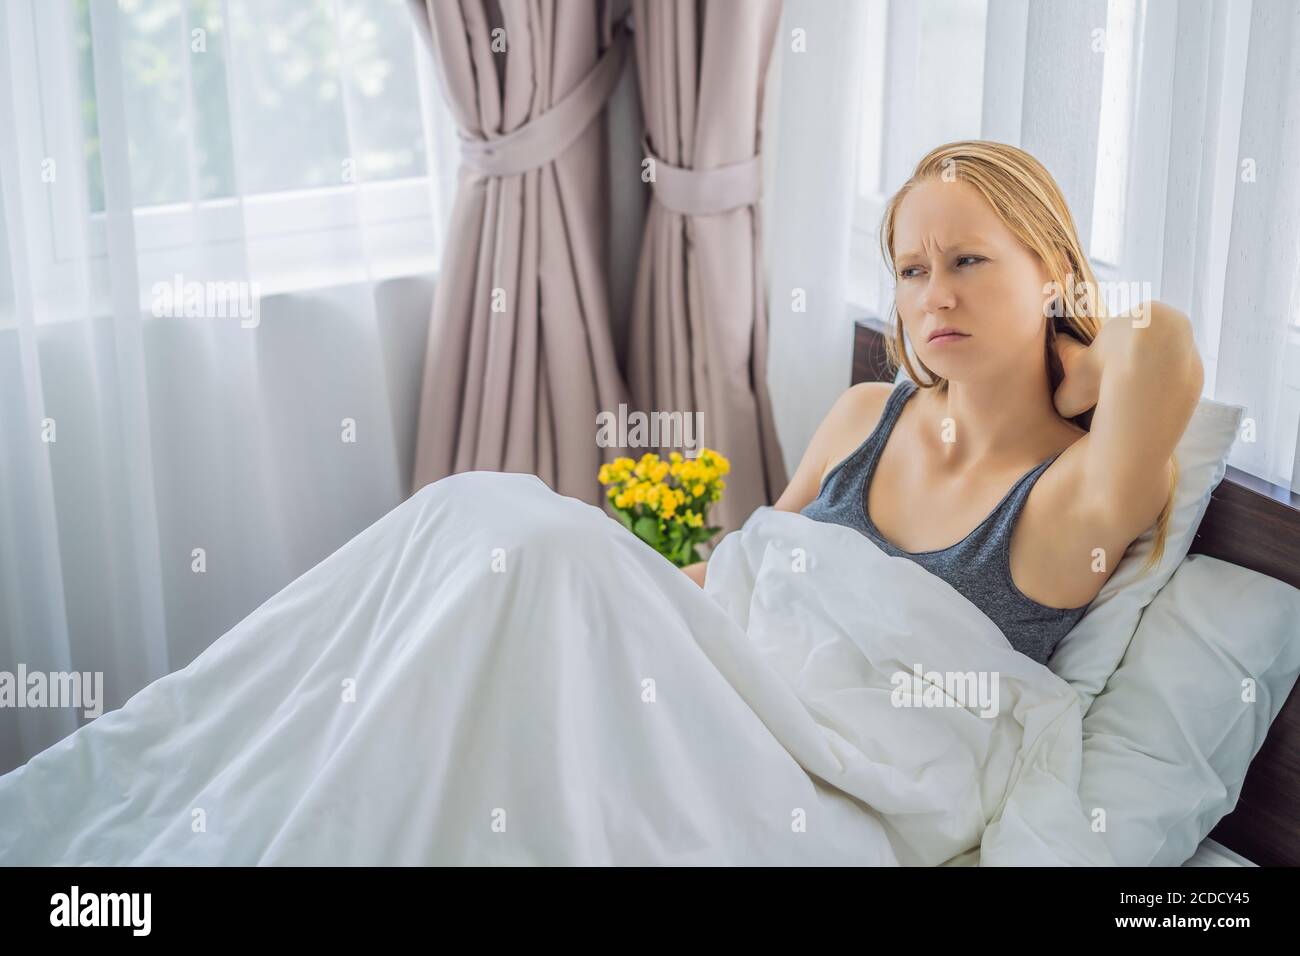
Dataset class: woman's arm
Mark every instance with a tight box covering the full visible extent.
[681,561,708,588]
[1053,300,1203,544]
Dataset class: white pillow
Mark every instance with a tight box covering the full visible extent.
[1077,554,1300,866]
[890,366,1243,713]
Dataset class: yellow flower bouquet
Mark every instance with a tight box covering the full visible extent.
[598,449,730,567]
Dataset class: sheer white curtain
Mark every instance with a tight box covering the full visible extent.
[769,0,1300,492]
[764,0,871,470]
[0,0,457,770]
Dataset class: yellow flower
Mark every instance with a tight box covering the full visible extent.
[699,448,730,476]
[600,446,726,549]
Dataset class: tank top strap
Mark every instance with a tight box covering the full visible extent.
[986,449,1066,543]
[876,377,918,441]
[859,377,918,475]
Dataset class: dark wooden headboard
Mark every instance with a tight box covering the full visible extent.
[852,316,1300,866]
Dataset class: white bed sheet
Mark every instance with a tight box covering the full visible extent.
[1,471,1120,865]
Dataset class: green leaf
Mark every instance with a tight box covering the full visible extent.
[634,515,662,546]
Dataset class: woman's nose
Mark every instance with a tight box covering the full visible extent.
[919,272,957,313]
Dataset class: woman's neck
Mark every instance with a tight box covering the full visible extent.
[923,361,1068,468]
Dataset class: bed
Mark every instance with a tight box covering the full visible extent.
[0,324,1293,867]
[853,316,1300,867]
[1183,837,1256,867]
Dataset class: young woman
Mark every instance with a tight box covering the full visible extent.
[684,140,1203,665]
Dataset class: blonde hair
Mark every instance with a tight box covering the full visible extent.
[877,140,1177,575]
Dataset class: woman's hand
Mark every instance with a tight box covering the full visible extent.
[1052,331,1101,419]
[681,561,707,588]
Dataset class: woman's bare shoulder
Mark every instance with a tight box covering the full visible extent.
[817,382,897,482]
[845,380,895,427]
[771,380,898,513]
[846,380,897,407]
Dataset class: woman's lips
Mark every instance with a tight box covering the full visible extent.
[927,332,970,344]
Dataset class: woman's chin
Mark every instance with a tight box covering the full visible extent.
[916,354,969,383]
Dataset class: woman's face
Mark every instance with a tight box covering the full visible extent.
[891,178,1052,385]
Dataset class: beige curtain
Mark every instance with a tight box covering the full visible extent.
[408,0,633,504]
[627,0,787,534]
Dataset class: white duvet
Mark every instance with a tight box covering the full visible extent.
[0,470,1114,865]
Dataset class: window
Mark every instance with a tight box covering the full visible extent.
[912,0,986,159]
[1089,0,1139,276]
[854,0,888,203]
[849,0,987,319]
[72,0,429,210]
[850,0,1142,318]
[25,0,448,309]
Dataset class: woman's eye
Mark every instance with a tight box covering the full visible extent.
[899,257,981,278]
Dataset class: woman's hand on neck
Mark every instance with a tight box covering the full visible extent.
[1052,333,1102,418]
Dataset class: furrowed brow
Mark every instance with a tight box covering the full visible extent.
[895,236,988,263]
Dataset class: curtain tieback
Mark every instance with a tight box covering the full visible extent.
[641,132,762,217]
[457,16,632,177]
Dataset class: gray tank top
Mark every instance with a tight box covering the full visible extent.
[799,378,1090,665]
